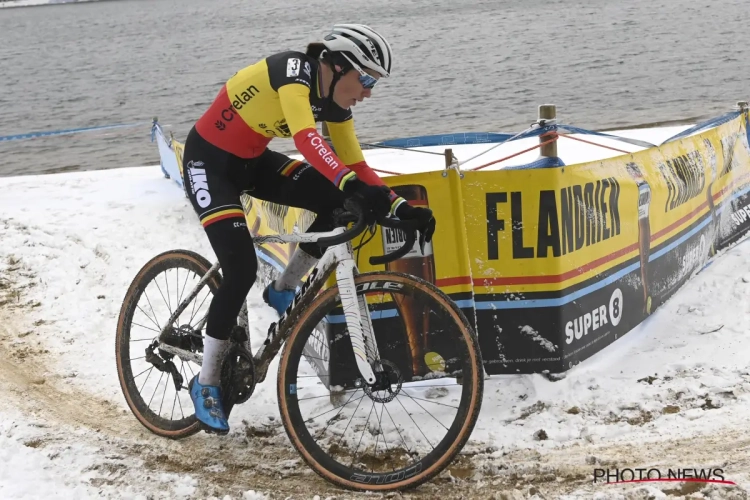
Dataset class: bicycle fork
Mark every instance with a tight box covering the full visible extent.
[334,255,382,385]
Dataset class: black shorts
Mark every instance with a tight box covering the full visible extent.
[181,126,347,256]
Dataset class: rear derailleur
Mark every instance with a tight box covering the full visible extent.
[145,324,204,391]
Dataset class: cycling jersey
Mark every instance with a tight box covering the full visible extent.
[195,50,403,212]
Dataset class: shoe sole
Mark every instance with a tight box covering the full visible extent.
[200,422,229,436]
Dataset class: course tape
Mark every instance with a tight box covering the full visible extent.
[0,122,150,142]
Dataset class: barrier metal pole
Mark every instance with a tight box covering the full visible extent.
[444,148,453,169]
[539,104,557,158]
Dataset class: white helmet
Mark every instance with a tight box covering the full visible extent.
[321,24,393,78]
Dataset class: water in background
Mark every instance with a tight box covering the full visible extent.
[1,0,748,176]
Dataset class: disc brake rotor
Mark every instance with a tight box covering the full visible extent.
[363,359,402,403]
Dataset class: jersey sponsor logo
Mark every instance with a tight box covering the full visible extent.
[286,58,300,77]
[230,85,260,111]
[215,85,260,130]
[308,132,339,170]
[303,61,311,78]
[274,119,290,137]
[187,161,211,208]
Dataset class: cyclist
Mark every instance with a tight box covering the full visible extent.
[181,24,436,434]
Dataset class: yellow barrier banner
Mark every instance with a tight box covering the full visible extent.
[457,112,750,373]
[163,112,750,376]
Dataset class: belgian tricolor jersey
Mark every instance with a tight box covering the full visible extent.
[195,51,402,209]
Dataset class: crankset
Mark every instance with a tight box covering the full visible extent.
[145,340,184,391]
[220,343,257,417]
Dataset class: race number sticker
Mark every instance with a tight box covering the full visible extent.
[286,58,300,77]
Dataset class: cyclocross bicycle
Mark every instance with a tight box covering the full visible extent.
[115,199,483,492]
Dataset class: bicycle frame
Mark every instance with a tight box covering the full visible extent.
[156,225,381,385]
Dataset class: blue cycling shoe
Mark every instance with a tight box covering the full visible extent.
[189,375,229,435]
[263,281,296,316]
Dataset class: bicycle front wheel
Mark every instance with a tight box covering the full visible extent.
[277,271,483,492]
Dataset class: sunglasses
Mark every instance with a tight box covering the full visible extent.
[340,53,380,89]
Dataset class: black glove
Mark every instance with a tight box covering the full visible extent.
[342,178,392,223]
[395,201,436,243]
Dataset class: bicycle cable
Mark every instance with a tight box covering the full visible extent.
[353,223,378,268]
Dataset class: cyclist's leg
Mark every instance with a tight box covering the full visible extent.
[249,150,348,299]
[181,127,258,431]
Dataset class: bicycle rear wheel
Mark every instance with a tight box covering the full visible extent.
[277,271,483,492]
[116,249,218,439]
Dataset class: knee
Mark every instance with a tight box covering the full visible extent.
[221,251,258,295]
[205,220,259,295]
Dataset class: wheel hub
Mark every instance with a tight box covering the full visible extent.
[363,360,402,403]
[158,324,203,358]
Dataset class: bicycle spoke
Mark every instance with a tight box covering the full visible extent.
[142,290,161,332]
[165,270,171,313]
[398,392,450,433]
[178,268,193,307]
[400,391,460,410]
[153,276,173,320]
[133,365,152,380]
[130,322,160,335]
[307,394,366,423]
[180,361,189,389]
[350,401,376,469]
[159,371,169,416]
[401,382,462,388]
[396,395,435,451]
[148,372,165,408]
[139,366,154,393]
[171,390,178,420]
[135,304,161,332]
[177,383,186,419]
[372,402,388,472]
[384,403,417,464]
[320,389,361,437]
[336,394,367,449]
[297,389,358,402]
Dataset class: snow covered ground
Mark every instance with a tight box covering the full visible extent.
[2,128,750,498]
